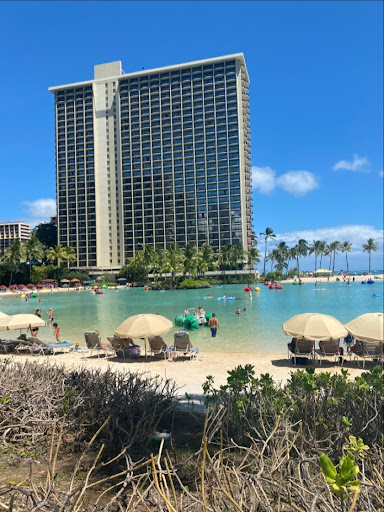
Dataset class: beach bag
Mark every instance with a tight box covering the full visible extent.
[126,346,141,359]
[293,356,309,365]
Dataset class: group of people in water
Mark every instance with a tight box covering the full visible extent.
[31,306,60,342]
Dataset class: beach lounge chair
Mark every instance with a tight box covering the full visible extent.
[29,337,74,355]
[84,331,114,358]
[354,341,384,368]
[148,336,168,359]
[107,336,125,357]
[288,338,315,365]
[173,331,197,360]
[0,339,19,353]
[315,340,341,366]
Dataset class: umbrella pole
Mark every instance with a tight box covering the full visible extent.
[145,338,147,359]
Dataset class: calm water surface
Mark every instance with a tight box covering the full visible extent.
[1,282,383,353]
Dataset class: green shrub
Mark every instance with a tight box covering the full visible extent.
[178,278,210,289]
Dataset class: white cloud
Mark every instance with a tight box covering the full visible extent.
[276,170,319,197]
[20,198,56,226]
[273,225,383,249]
[332,154,369,172]
[379,170,383,177]
[252,166,319,197]
[252,166,276,194]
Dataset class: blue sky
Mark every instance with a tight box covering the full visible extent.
[0,1,382,270]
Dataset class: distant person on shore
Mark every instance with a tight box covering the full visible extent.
[53,322,60,341]
[208,313,219,338]
[47,308,54,323]
[236,306,241,316]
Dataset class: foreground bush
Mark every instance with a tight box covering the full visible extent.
[0,359,177,457]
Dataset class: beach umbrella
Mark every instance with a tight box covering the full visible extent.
[115,314,173,357]
[345,313,383,344]
[18,284,26,289]
[0,314,46,331]
[0,285,7,290]
[282,313,347,341]
[27,283,34,288]
[60,279,70,283]
[36,284,43,288]
[0,312,9,320]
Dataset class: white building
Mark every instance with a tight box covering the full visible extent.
[0,222,31,252]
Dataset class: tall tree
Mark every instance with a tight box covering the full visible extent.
[3,240,25,286]
[362,238,378,274]
[309,240,323,272]
[24,236,45,278]
[63,245,77,269]
[246,247,261,269]
[340,241,352,273]
[260,228,276,275]
[318,241,326,269]
[200,243,215,271]
[46,245,66,268]
[328,241,341,273]
[275,242,289,273]
[183,242,197,276]
[165,242,183,284]
[291,239,308,275]
[232,243,245,270]
[32,222,57,248]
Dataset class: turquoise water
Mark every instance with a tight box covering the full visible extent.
[1,281,383,353]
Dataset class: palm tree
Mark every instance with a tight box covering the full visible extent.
[322,243,332,270]
[246,247,261,269]
[275,242,289,273]
[328,241,341,273]
[165,242,183,284]
[200,243,215,272]
[309,240,323,273]
[266,249,279,273]
[24,236,45,278]
[63,245,77,269]
[46,245,66,268]
[362,238,378,274]
[291,239,308,275]
[232,244,245,270]
[260,227,276,275]
[340,241,352,273]
[318,241,326,269]
[183,242,197,276]
[3,240,25,286]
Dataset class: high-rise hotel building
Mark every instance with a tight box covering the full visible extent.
[49,54,252,270]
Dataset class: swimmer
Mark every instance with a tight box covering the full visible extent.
[243,306,247,311]
[236,306,241,316]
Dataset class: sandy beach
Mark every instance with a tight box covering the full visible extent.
[7,350,376,407]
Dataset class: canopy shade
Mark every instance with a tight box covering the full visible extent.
[345,313,383,344]
[60,279,70,283]
[316,269,333,273]
[282,313,348,341]
[0,314,46,331]
[0,312,9,320]
[115,313,173,339]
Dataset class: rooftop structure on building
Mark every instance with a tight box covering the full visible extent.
[0,222,31,252]
[49,54,253,270]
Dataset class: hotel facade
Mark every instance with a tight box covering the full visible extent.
[49,54,253,270]
[0,222,31,252]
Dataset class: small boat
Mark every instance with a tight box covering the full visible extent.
[175,308,208,330]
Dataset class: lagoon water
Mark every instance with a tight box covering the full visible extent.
[1,281,383,353]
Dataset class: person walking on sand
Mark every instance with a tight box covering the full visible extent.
[53,322,60,341]
[208,313,219,338]
[47,308,54,323]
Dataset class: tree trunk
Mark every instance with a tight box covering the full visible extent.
[263,241,267,275]
[346,253,349,273]
[332,252,336,273]
[314,255,317,273]
[369,252,371,274]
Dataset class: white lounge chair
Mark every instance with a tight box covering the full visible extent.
[173,331,198,360]
[354,341,384,368]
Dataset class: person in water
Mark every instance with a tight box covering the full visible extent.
[197,305,205,315]
[53,322,60,341]
[208,313,219,338]
[35,308,42,318]
[236,306,241,316]
[47,308,54,323]
[243,306,247,311]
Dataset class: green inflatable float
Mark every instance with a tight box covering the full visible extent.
[174,314,199,331]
